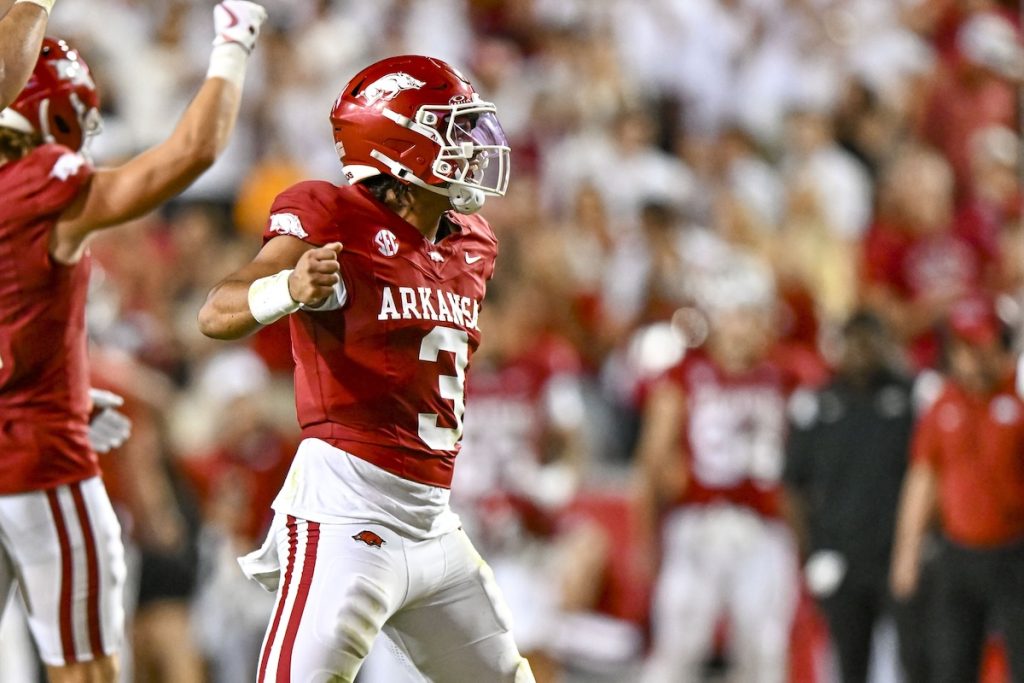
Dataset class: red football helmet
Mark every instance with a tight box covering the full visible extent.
[330,55,510,214]
[0,37,101,151]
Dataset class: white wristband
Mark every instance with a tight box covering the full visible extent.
[206,43,248,89]
[14,0,55,14]
[248,269,300,325]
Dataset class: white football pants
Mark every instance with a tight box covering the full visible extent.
[642,505,798,683]
[255,515,534,683]
[0,476,126,666]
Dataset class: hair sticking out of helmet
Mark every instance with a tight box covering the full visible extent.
[330,55,510,214]
[0,37,101,152]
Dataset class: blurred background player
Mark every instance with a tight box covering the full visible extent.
[784,312,927,683]
[891,296,1024,682]
[634,258,804,683]
[0,0,54,109]
[0,3,266,681]
[451,277,613,681]
[198,55,530,682]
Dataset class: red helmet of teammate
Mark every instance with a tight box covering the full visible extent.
[330,54,510,214]
[0,37,101,151]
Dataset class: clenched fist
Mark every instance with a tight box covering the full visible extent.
[288,242,344,307]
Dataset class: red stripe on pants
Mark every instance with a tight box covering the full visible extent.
[277,521,320,681]
[45,488,77,665]
[258,516,298,683]
[70,482,104,659]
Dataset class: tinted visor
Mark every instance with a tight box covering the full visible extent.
[424,102,511,196]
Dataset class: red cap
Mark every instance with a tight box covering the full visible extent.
[948,296,1001,346]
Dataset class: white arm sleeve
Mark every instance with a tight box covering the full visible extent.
[301,278,347,312]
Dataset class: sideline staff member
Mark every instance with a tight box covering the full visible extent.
[785,312,925,683]
[0,0,53,109]
[891,296,1024,682]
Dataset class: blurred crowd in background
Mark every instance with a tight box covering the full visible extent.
[1,0,1023,682]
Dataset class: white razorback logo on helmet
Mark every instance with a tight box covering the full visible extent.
[54,58,95,89]
[361,72,426,105]
[374,229,399,257]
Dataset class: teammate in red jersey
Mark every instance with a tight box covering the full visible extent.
[0,4,266,681]
[0,0,53,110]
[199,55,533,682]
[634,260,801,683]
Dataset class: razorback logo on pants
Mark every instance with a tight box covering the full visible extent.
[352,530,386,548]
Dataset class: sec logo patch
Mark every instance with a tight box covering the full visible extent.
[374,229,399,257]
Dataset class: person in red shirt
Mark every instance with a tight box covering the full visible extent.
[918,10,1021,199]
[0,6,265,681]
[199,55,532,682]
[633,261,800,683]
[452,280,610,681]
[862,146,984,368]
[953,125,1022,284]
[891,296,1024,682]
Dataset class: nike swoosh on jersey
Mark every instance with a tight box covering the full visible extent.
[464,253,483,264]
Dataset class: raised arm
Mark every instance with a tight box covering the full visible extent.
[50,1,267,262]
[198,236,344,340]
[0,0,50,109]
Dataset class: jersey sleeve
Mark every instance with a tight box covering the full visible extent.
[262,181,342,246]
[9,145,92,222]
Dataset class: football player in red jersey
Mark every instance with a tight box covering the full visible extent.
[0,0,53,110]
[634,260,800,683]
[199,56,533,682]
[0,4,266,682]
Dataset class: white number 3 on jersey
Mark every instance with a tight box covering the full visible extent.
[418,326,470,451]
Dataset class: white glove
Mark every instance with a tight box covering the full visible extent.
[212,1,268,54]
[88,388,132,454]
[14,0,56,15]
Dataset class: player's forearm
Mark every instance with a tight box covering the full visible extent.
[201,237,338,340]
[0,1,50,109]
[198,278,265,340]
[164,72,241,182]
[892,465,936,572]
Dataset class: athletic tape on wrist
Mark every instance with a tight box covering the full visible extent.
[248,269,300,325]
[206,43,248,89]
[14,0,55,14]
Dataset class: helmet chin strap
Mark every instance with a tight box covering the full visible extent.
[369,149,485,214]
[448,185,486,214]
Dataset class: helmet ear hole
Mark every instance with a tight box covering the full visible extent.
[54,116,72,134]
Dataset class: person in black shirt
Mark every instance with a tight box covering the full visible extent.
[784,312,927,683]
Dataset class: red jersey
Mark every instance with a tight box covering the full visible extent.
[455,337,582,503]
[862,220,982,367]
[665,350,790,518]
[911,373,1024,547]
[0,144,95,494]
[262,181,497,488]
